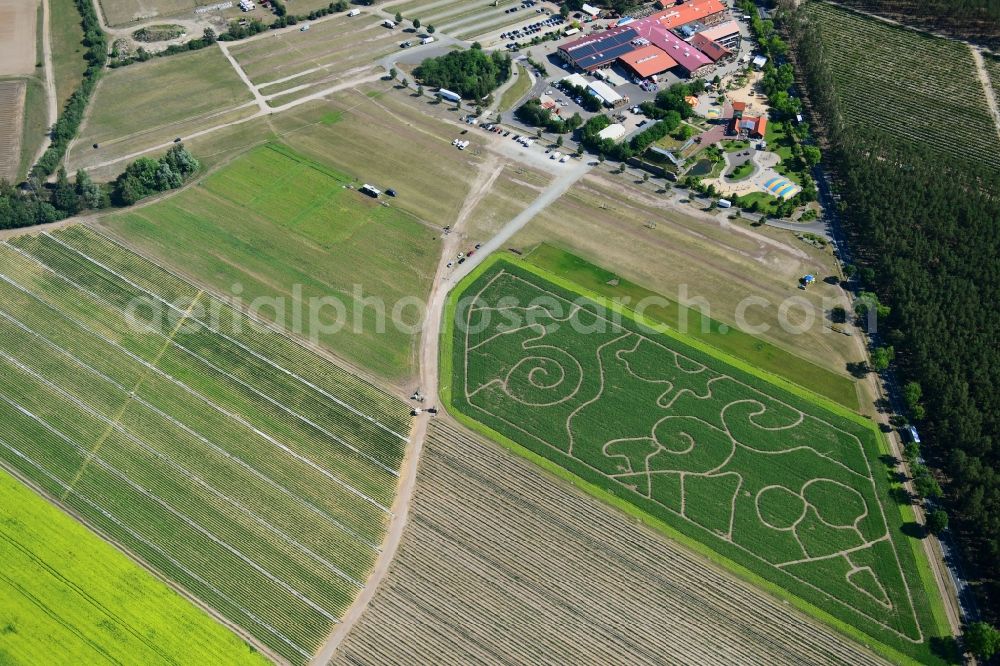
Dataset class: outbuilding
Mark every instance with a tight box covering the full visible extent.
[597,123,627,141]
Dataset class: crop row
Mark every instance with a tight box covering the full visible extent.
[806,2,999,168]
[333,420,891,666]
[49,227,412,440]
[0,230,414,663]
[5,233,404,485]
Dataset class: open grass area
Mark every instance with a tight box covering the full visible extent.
[98,0,204,26]
[230,15,397,86]
[510,172,861,383]
[726,159,753,181]
[49,0,87,108]
[803,1,1000,169]
[100,142,439,381]
[525,244,858,408]
[0,468,269,666]
[0,225,411,664]
[71,46,253,164]
[443,256,949,663]
[498,64,531,113]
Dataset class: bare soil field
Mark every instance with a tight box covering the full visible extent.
[0,0,39,77]
[332,419,890,666]
[510,172,860,382]
[0,81,26,183]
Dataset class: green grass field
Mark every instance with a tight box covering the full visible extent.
[804,1,1000,169]
[498,64,531,113]
[101,142,439,381]
[443,256,948,663]
[0,225,411,664]
[0,468,269,666]
[525,244,858,409]
[49,0,88,108]
[74,46,253,151]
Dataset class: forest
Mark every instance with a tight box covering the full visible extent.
[414,45,512,101]
[787,2,1000,628]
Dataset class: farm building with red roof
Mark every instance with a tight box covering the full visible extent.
[618,44,679,79]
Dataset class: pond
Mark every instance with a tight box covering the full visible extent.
[688,159,713,177]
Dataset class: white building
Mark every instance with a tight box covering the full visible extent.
[597,123,627,141]
[588,80,625,107]
[581,3,600,17]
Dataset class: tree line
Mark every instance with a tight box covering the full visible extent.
[1,145,199,230]
[786,0,1000,647]
[32,0,107,181]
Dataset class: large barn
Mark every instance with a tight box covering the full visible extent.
[557,0,724,79]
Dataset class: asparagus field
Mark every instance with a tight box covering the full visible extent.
[803,1,1000,168]
[444,257,946,662]
[0,226,411,664]
[333,420,890,665]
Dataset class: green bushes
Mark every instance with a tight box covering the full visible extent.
[32,0,106,180]
[514,99,582,134]
[112,144,199,205]
[414,46,512,100]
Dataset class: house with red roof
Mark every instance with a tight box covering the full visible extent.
[730,114,768,138]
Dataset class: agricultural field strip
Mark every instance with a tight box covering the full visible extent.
[0,232,412,660]
[808,3,999,167]
[0,239,397,509]
[78,224,411,437]
[0,378,342,625]
[0,303,382,552]
[0,436,313,661]
[334,420,892,666]
[458,267,922,641]
[0,310,378,585]
[0,244,392,548]
[40,232,408,447]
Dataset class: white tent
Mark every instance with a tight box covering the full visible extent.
[597,123,627,141]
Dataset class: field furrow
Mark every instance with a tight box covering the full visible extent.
[0,225,409,664]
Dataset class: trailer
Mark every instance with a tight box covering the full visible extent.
[359,184,380,198]
[437,88,461,103]
[421,36,435,44]
[347,7,360,15]
[383,19,396,28]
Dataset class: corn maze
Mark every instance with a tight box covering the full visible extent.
[446,258,942,660]
[804,1,1000,169]
[0,226,411,664]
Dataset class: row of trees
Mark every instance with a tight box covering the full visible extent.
[32,0,106,180]
[414,44,512,100]
[786,1,1000,650]
[1,145,199,230]
[514,99,583,134]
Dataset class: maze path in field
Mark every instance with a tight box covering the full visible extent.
[458,267,922,643]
